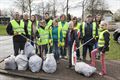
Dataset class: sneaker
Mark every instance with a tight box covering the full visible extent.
[99,72,106,76]
[57,61,60,64]
[66,65,72,69]
[64,56,68,59]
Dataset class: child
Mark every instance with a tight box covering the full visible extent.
[66,20,79,68]
[91,21,110,76]
[50,19,63,63]
[36,20,49,60]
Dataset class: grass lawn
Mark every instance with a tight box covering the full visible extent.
[0,25,7,35]
[106,34,120,60]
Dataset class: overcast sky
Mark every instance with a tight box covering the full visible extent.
[0,0,120,17]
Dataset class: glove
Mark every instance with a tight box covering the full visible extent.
[14,32,19,35]
[61,42,65,47]
[58,42,61,47]
[49,39,52,43]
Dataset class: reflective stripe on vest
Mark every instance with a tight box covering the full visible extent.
[10,20,25,34]
[20,20,32,35]
[58,22,68,38]
[37,27,49,45]
[82,22,96,37]
[98,30,108,47]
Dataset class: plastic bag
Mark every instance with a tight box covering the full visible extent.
[4,55,16,70]
[29,55,42,72]
[75,62,96,77]
[42,54,57,73]
[15,54,28,71]
[24,42,35,58]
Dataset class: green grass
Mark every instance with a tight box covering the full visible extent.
[0,25,7,35]
[106,33,120,60]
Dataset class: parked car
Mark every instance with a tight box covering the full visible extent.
[113,28,120,44]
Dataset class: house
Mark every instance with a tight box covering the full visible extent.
[85,9,113,22]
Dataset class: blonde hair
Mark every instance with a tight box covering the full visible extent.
[100,21,109,28]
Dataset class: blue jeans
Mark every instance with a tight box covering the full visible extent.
[53,41,60,61]
[94,42,98,49]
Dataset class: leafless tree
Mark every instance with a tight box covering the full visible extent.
[27,0,34,19]
[85,0,108,16]
[8,9,15,18]
[113,9,120,21]
[14,0,28,15]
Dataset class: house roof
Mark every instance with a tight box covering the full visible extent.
[92,9,113,15]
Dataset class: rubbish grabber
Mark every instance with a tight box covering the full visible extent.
[76,37,94,50]
[72,37,94,66]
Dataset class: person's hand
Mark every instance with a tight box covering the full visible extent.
[14,32,19,35]
[58,42,61,47]
[61,42,65,47]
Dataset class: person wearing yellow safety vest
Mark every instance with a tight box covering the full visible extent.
[80,14,98,61]
[6,12,26,56]
[44,12,53,30]
[20,13,32,40]
[36,20,49,59]
[49,19,63,63]
[44,13,53,52]
[31,15,39,46]
[66,20,80,68]
[58,14,69,59]
[72,17,81,60]
[91,21,110,76]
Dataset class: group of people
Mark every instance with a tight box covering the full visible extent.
[6,12,110,76]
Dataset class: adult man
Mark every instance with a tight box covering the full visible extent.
[6,12,26,56]
[20,13,32,40]
[80,14,98,61]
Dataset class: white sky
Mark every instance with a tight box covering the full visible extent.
[0,0,120,17]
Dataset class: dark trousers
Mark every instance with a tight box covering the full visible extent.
[60,46,66,57]
[52,41,60,61]
[39,44,48,59]
[60,38,66,57]
[82,45,93,60]
[68,45,72,67]
[13,41,25,56]
[76,49,80,59]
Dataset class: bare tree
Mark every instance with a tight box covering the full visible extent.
[85,0,108,16]
[114,9,120,21]
[27,0,34,19]
[8,9,15,18]
[66,0,69,18]
[14,0,28,15]
[81,0,87,21]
